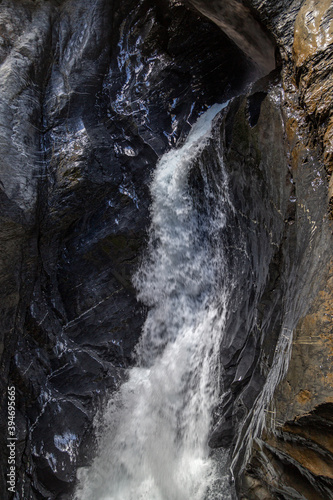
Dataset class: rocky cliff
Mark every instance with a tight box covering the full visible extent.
[187,1,333,498]
[238,1,333,497]
[0,0,332,499]
[0,0,253,497]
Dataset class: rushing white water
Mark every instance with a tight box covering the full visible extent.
[75,103,233,500]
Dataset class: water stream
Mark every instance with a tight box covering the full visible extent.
[75,103,233,500]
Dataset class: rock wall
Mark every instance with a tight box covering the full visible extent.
[1,0,332,499]
[223,82,333,499]
[220,0,333,498]
[0,0,253,498]
[183,3,333,498]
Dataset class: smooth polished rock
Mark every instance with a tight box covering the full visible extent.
[1,0,333,498]
[185,0,276,75]
[0,0,254,497]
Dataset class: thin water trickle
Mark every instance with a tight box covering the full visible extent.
[75,103,233,500]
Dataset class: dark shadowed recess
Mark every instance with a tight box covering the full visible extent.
[0,0,259,498]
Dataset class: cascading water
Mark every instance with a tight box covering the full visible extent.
[75,102,234,500]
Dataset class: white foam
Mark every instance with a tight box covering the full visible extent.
[75,102,232,500]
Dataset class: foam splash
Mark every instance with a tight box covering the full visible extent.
[75,102,232,500]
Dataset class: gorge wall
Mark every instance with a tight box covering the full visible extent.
[0,0,332,499]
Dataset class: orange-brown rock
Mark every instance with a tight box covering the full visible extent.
[237,1,333,498]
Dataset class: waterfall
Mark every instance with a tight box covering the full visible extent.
[75,102,233,500]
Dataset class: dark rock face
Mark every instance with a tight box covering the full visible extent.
[219,84,332,499]
[179,2,333,499]
[182,66,332,499]
[215,1,333,498]
[0,0,255,498]
[185,0,276,75]
[1,0,333,499]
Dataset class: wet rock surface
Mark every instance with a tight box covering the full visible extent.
[1,0,333,499]
[181,1,333,499]
[229,1,333,498]
[222,84,333,500]
[0,0,254,498]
